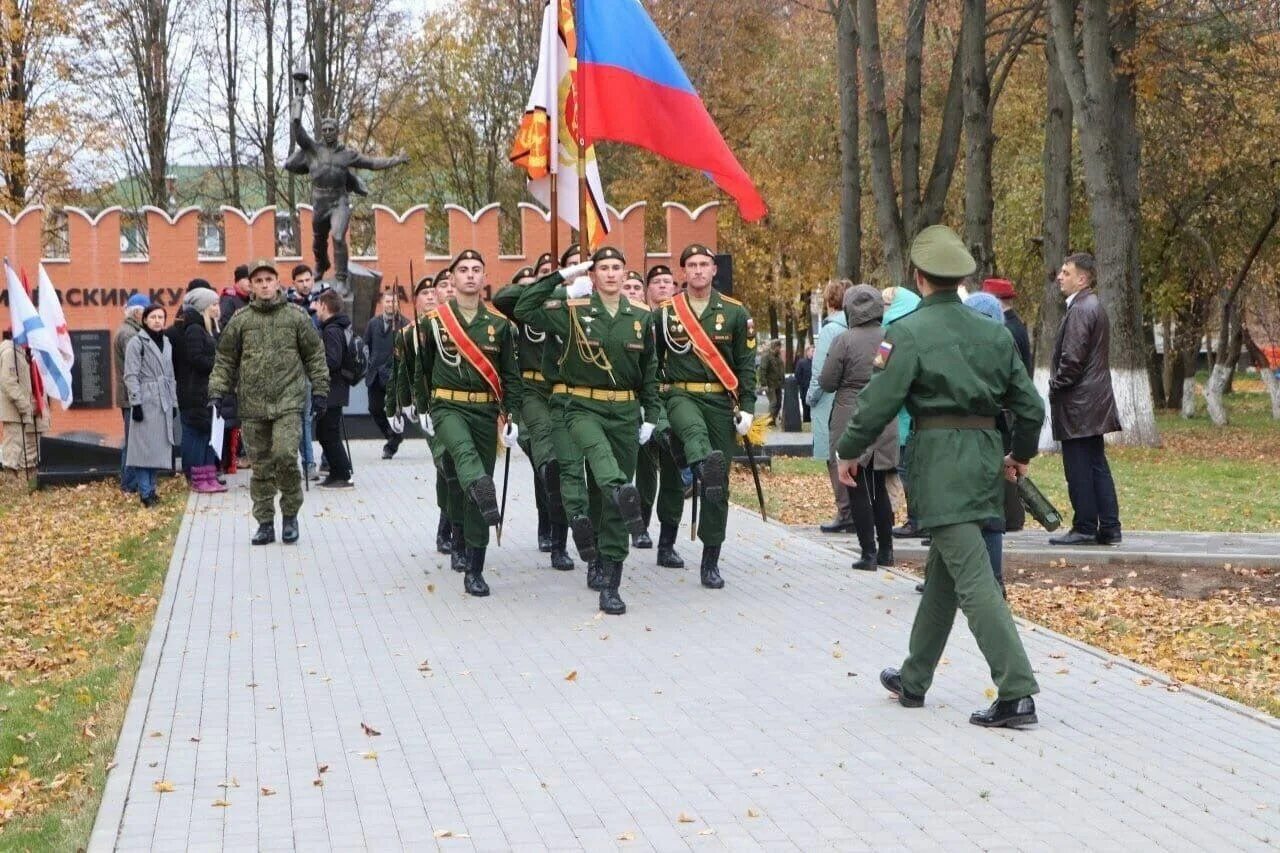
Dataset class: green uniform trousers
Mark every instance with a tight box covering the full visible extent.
[521,384,556,470]
[241,415,304,524]
[664,390,735,546]
[549,394,588,521]
[901,522,1039,700]
[565,398,640,562]
[425,436,451,517]
[636,441,684,527]
[431,399,498,548]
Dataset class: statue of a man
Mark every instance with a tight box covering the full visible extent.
[285,94,408,285]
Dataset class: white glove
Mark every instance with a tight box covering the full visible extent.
[420,413,434,436]
[401,404,416,421]
[389,414,405,434]
[560,260,594,279]
[638,423,656,445]
[565,275,594,299]
[734,410,754,436]
[502,420,520,449]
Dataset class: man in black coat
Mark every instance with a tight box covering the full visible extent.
[365,291,408,459]
[794,344,814,423]
[1047,253,1123,546]
[314,289,354,488]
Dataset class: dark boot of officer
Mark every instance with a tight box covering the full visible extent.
[539,459,563,519]
[587,557,607,591]
[251,520,275,546]
[466,474,502,525]
[656,522,684,568]
[693,450,727,502]
[851,515,877,571]
[700,545,724,589]
[537,505,552,552]
[549,523,574,570]
[570,515,599,563]
[450,523,467,572]
[631,529,653,549]
[435,516,452,554]
[282,515,299,545]
[599,559,626,615]
[464,546,490,597]
[609,484,646,535]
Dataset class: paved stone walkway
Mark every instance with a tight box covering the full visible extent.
[91,442,1280,851]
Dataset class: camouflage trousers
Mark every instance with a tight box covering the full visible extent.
[241,415,304,523]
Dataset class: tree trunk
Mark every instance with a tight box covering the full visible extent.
[224,0,241,209]
[261,0,279,209]
[1048,0,1159,447]
[900,0,925,238]
[1033,33,1072,450]
[1179,337,1199,418]
[834,0,861,282]
[2,16,28,211]
[856,0,907,286]
[961,0,994,277]
[1161,316,1184,411]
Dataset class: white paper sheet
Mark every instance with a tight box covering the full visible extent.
[209,404,225,460]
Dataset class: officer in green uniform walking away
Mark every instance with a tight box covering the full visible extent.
[415,250,523,597]
[516,246,661,615]
[209,258,330,546]
[634,264,685,567]
[492,264,574,570]
[656,244,757,589]
[834,225,1044,729]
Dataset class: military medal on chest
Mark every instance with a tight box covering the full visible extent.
[714,312,724,332]
[634,320,642,338]
[486,323,496,341]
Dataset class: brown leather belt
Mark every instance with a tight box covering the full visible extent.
[916,415,998,430]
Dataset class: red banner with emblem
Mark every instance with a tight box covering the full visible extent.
[434,303,504,403]
[671,293,739,398]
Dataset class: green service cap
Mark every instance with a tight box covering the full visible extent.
[449,249,484,272]
[246,258,278,278]
[909,225,976,278]
[591,245,625,264]
[680,244,715,265]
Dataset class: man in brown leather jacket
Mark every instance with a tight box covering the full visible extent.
[1047,252,1122,546]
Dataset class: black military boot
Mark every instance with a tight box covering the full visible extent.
[281,515,299,544]
[656,522,684,568]
[970,696,1037,728]
[599,559,626,615]
[464,546,490,597]
[694,450,727,502]
[466,475,502,526]
[700,544,724,589]
[435,516,452,554]
[631,529,653,549]
[851,551,877,571]
[549,523,574,570]
[251,521,275,546]
[570,515,599,564]
[586,557,607,591]
[876,545,895,568]
[538,459,564,520]
[450,523,467,572]
[609,484,647,536]
[537,507,552,553]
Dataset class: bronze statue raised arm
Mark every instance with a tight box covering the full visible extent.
[284,68,408,287]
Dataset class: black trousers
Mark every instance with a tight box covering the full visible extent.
[316,407,351,480]
[368,380,401,448]
[1061,435,1120,537]
[846,465,894,555]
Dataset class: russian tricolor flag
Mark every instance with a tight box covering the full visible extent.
[578,0,767,222]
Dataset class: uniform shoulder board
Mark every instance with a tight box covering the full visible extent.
[630,302,651,314]
[718,293,744,306]
[658,298,675,309]
[567,298,592,307]
[483,300,501,316]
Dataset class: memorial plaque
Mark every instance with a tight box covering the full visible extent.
[70,329,113,409]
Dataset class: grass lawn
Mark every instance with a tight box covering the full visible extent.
[734,382,1280,532]
[0,477,184,848]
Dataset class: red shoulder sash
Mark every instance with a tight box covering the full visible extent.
[435,302,503,402]
[671,293,739,397]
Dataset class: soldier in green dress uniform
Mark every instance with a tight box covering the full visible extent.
[634,264,686,567]
[834,225,1044,729]
[414,250,523,597]
[655,244,757,589]
[492,264,574,570]
[516,246,661,615]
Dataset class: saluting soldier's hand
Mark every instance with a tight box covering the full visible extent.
[836,458,859,487]
[502,420,520,448]
[389,415,404,434]
[564,276,594,298]
[561,260,594,279]
[1003,454,1028,483]
[638,423,656,445]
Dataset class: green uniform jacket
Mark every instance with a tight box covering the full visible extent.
[835,290,1044,528]
[657,289,758,401]
[492,284,551,387]
[413,298,523,415]
[515,273,663,422]
[385,325,430,416]
[208,294,330,419]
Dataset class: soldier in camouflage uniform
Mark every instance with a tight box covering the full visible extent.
[414,250,523,597]
[209,258,329,546]
[516,247,661,615]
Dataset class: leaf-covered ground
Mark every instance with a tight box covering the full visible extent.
[0,476,184,848]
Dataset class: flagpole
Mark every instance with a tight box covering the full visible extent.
[575,0,588,247]
[549,172,559,263]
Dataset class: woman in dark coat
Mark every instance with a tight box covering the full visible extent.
[818,284,899,570]
[171,288,226,491]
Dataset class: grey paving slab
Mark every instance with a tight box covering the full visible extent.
[90,441,1280,852]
